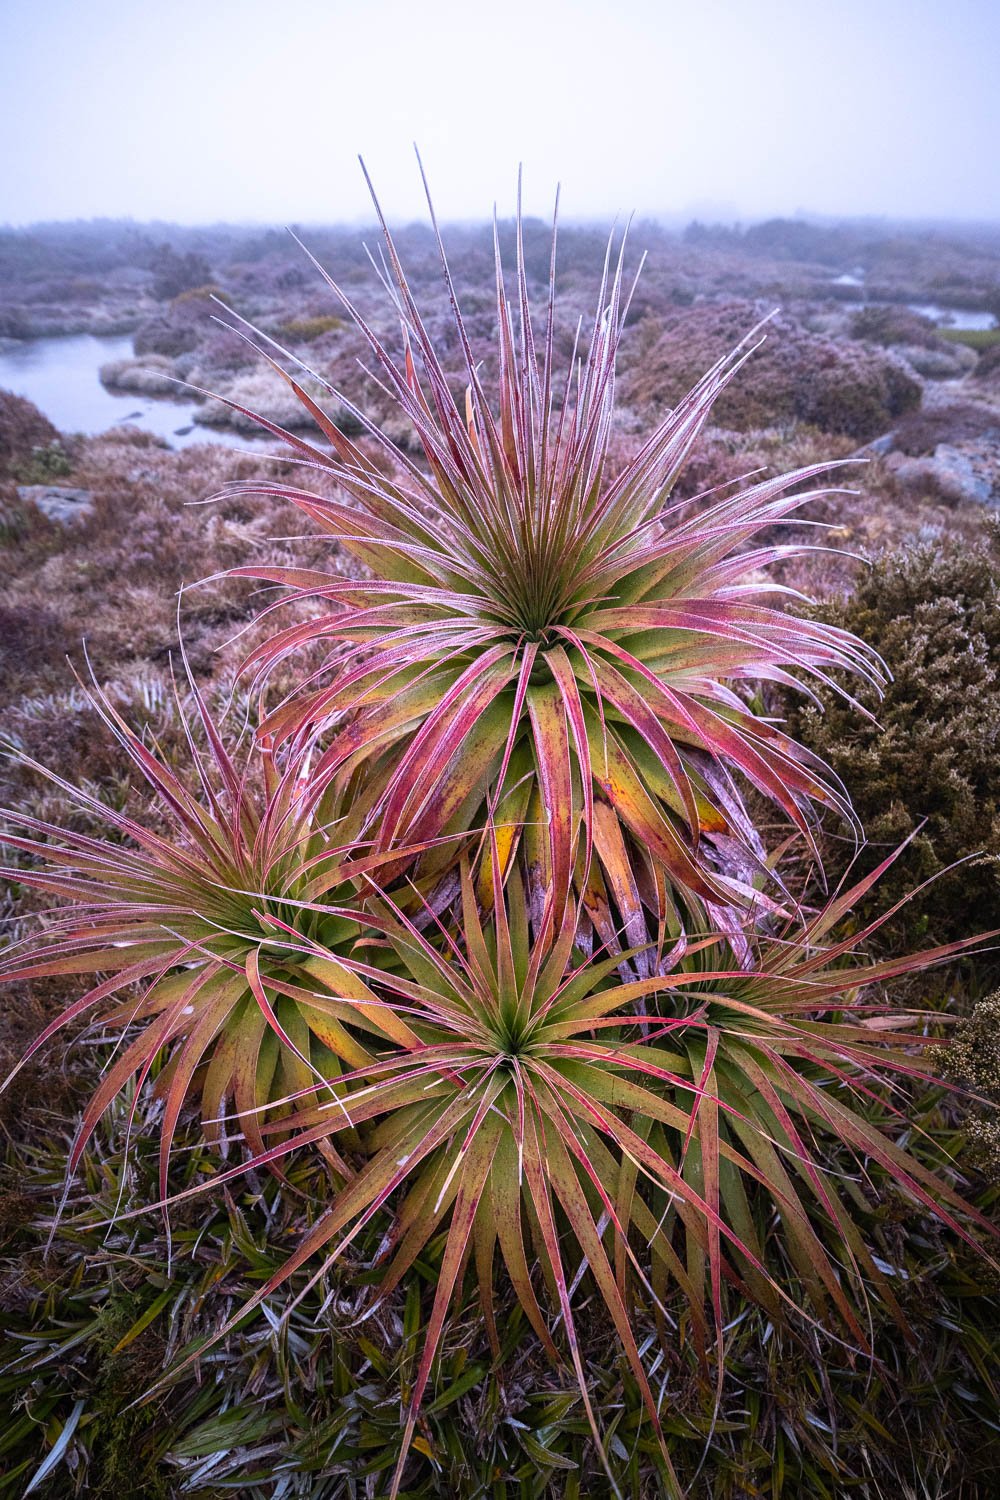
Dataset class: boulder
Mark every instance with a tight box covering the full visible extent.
[887,440,1000,505]
[16,485,95,524]
[931,441,1000,505]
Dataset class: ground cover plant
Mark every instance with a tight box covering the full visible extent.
[2,167,999,1496]
[2,1099,998,1498]
[784,530,1000,958]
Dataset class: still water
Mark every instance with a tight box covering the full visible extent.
[907,303,998,332]
[0,333,257,450]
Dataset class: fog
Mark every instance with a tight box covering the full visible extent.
[2,0,998,226]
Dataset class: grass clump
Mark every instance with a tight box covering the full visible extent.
[2,1088,998,1498]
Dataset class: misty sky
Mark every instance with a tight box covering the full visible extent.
[2,0,998,227]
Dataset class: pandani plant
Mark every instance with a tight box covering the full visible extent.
[0,670,427,1188]
[101,841,994,1496]
[213,163,882,939]
[2,161,997,1497]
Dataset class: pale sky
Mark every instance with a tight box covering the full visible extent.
[1,0,998,226]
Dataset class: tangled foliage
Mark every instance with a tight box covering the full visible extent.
[786,534,1000,950]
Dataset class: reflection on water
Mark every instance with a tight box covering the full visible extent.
[0,333,258,450]
[907,303,998,332]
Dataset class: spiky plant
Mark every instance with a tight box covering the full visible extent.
[212,164,882,933]
[127,841,996,1499]
[0,676,420,1188]
[3,165,995,1500]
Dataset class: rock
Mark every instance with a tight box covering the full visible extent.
[931,441,1000,505]
[887,440,1000,505]
[16,484,95,524]
[859,430,897,456]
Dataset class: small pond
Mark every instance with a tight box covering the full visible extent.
[906,303,998,332]
[0,333,258,450]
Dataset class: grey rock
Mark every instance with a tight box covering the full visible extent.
[931,442,999,504]
[16,485,95,524]
[887,454,960,500]
[887,440,1000,505]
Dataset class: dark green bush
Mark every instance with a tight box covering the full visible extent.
[132,316,199,357]
[784,532,1000,952]
[974,340,1000,382]
[149,244,212,301]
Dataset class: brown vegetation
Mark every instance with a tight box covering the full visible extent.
[619,301,921,438]
[0,390,59,479]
